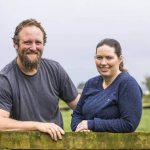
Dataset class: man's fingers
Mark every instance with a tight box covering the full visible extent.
[56,130,62,140]
[54,126,64,140]
[49,124,65,141]
[37,122,65,141]
[57,126,65,135]
[47,128,54,140]
[50,127,58,141]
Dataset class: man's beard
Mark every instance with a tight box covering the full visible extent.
[17,49,42,71]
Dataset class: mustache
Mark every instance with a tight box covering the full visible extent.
[25,50,39,54]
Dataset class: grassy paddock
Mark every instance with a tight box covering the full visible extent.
[59,99,150,132]
[136,108,150,132]
[60,108,150,132]
[61,108,150,132]
[61,110,73,132]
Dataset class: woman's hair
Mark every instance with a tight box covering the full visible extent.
[96,38,127,72]
[12,18,47,46]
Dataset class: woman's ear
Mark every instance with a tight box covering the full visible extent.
[119,55,123,63]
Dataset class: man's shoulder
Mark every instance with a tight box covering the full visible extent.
[41,58,60,67]
[0,59,16,76]
[41,58,64,72]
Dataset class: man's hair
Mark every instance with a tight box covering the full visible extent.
[12,18,47,45]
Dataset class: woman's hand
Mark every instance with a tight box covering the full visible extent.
[75,120,90,132]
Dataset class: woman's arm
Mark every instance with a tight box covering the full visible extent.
[71,82,89,131]
[87,78,142,132]
[71,97,85,131]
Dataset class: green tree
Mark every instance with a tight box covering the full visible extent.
[143,76,150,93]
[77,82,85,94]
[77,82,85,89]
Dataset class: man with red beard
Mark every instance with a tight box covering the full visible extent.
[0,19,79,141]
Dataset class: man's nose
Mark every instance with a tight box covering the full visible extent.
[29,43,37,51]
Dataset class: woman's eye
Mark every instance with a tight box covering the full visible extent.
[95,56,102,60]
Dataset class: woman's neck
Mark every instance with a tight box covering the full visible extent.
[102,71,121,89]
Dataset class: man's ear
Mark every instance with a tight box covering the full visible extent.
[14,44,18,50]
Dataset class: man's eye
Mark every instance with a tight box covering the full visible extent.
[106,56,113,60]
[24,41,31,45]
[36,41,42,45]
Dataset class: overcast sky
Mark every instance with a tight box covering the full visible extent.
[0,0,150,89]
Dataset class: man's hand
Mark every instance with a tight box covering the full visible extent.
[36,122,65,141]
[0,110,65,141]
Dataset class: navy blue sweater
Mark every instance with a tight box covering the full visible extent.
[71,72,142,132]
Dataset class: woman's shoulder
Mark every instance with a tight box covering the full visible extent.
[85,75,102,87]
[87,75,101,82]
[117,72,143,95]
[119,72,137,82]
[118,72,140,88]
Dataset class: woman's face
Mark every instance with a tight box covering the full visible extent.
[95,44,122,79]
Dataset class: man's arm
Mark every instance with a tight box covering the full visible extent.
[67,94,80,110]
[0,109,64,141]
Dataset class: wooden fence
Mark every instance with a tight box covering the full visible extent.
[0,131,150,149]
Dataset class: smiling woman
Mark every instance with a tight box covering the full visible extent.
[71,38,143,133]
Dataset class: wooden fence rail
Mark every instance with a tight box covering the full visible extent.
[0,131,150,149]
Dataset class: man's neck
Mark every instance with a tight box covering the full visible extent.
[16,58,38,76]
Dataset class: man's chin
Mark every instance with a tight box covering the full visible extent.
[23,61,39,70]
[27,54,39,60]
[27,55,41,63]
[23,56,40,69]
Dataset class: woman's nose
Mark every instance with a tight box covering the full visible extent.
[100,58,107,65]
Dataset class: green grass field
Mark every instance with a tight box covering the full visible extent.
[136,108,150,132]
[60,100,150,132]
[61,110,72,132]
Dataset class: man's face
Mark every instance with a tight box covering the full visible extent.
[15,26,44,70]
